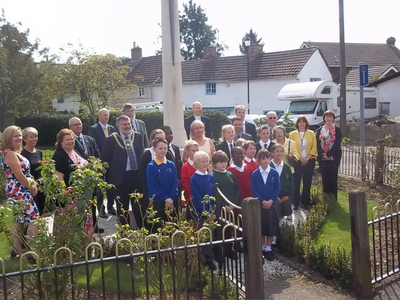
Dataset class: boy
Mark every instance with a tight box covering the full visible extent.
[181,140,200,210]
[270,144,294,220]
[146,138,179,233]
[161,125,183,179]
[256,125,275,155]
[227,147,253,202]
[190,150,217,270]
[235,138,247,148]
[251,149,280,261]
[242,140,258,174]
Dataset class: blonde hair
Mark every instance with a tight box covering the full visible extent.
[149,129,165,144]
[220,124,234,141]
[235,138,247,147]
[1,126,22,153]
[184,140,199,150]
[193,150,210,168]
[22,127,38,139]
[189,120,205,140]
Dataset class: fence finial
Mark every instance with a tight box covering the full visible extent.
[54,247,73,265]
[116,238,134,256]
[84,242,104,261]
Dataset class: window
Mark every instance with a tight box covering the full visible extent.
[310,77,321,82]
[288,100,318,114]
[365,97,377,109]
[337,96,341,107]
[205,83,216,95]
[138,87,145,97]
[317,101,328,116]
[321,86,332,94]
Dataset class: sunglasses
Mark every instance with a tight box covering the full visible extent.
[268,117,277,119]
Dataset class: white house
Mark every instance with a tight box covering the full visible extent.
[53,45,332,114]
[368,72,400,117]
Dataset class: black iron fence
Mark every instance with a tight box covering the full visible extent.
[339,144,400,186]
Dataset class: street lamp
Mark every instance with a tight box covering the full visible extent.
[244,37,251,114]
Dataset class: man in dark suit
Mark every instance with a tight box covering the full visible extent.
[102,115,145,229]
[88,108,117,217]
[232,117,252,141]
[122,103,149,148]
[184,101,211,139]
[68,117,104,233]
[235,105,257,141]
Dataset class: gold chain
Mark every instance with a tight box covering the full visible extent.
[112,132,135,150]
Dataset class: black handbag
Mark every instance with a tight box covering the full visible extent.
[287,140,299,166]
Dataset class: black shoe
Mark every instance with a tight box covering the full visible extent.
[108,207,117,216]
[94,226,105,234]
[99,210,108,218]
[265,251,275,261]
[293,205,299,211]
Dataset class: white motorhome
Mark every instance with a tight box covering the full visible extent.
[278,81,380,129]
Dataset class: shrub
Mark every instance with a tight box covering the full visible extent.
[0,131,7,203]
[277,189,353,289]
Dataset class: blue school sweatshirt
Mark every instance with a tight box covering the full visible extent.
[251,167,280,204]
[146,159,179,203]
[190,172,216,218]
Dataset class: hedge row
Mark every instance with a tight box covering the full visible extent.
[15,110,230,147]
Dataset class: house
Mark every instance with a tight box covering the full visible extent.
[368,72,400,118]
[301,38,400,85]
[125,44,332,114]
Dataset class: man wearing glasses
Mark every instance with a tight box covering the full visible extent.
[266,111,278,140]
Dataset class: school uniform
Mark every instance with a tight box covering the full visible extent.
[255,140,275,155]
[244,157,258,175]
[146,157,179,232]
[251,166,280,237]
[189,171,216,220]
[270,160,294,218]
[215,140,235,162]
[227,163,253,202]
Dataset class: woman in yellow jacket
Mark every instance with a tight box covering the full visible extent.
[288,116,318,210]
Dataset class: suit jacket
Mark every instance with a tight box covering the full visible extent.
[168,144,183,179]
[216,141,235,162]
[132,119,149,148]
[255,141,275,155]
[245,121,257,142]
[74,134,100,160]
[184,115,211,139]
[235,132,252,141]
[88,123,116,156]
[102,132,144,187]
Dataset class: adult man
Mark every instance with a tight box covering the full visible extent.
[122,103,149,148]
[68,117,104,233]
[102,115,145,228]
[89,108,117,217]
[184,101,211,139]
[235,105,257,141]
[232,117,252,141]
[266,111,278,140]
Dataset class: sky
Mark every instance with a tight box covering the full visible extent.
[2,0,400,60]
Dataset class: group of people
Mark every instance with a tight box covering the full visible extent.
[1,101,342,265]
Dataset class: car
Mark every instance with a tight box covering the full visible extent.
[227,114,264,125]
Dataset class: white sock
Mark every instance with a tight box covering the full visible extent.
[266,246,272,252]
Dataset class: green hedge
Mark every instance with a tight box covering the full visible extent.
[15,110,229,146]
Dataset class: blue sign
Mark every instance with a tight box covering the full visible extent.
[359,64,369,87]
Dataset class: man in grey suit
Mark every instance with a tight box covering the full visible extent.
[122,103,149,148]
[232,117,252,141]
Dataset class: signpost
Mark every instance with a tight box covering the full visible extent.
[359,63,368,180]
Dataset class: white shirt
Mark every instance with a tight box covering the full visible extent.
[299,131,307,158]
[259,140,270,150]
[195,170,208,175]
[244,157,255,163]
[242,121,246,133]
[150,147,156,160]
[188,158,194,166]
[259,165,271,184]
[169,144,175,159]
[194,115,201,121]
[231,163,245,172]
[272,160,284,176]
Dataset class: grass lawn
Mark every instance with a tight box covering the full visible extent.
[39,146,55,160]
[316,190,376,252]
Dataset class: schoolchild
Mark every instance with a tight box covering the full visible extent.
[255,125,275,155]
[227,147,253,202]
[242,140,258,174]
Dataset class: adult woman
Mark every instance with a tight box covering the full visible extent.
[289,116,318,210]
[183,120,215,162]
[272,126,300,173]
[1,126,39,257]
[316,110,342,200]
[21,127,45,216]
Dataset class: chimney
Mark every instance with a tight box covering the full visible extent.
[203,46,217,59]
[387,36,396,46]
[131,42,142,63]
[249,44,264,61]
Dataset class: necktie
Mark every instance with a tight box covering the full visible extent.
[104,126,108,137]
[230,143,234,156]
[264,143,268,149]
[125,136,138,170]
[76,136,87,156]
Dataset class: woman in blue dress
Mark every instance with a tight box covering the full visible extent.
[1,126,39,257]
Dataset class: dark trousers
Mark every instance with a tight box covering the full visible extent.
[34,192,46,216]
[319,160,339,199]
[293,159,315,207]
[115,170,145,228]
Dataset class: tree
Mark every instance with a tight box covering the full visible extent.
[179,0,227,60]
[239,28,265,54]
[62,48,137,117]
[0,11,53,130]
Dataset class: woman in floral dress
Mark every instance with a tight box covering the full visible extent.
[316,110,343,199]
[1,126,39,256]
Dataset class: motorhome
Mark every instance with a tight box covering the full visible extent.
[278,81,380,129]
[134,101,187,112]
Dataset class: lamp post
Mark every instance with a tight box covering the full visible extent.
[245,37,251,114]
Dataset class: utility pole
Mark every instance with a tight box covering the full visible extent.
[339,0,347,136]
